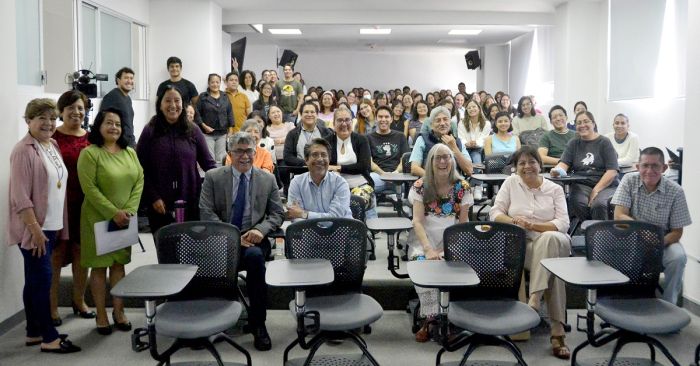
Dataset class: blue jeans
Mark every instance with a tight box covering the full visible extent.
[468,148,483,164]
[20,231,60,343]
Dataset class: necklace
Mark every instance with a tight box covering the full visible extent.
[37,140,64,189]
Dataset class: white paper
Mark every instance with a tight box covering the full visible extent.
[94,215,139,256]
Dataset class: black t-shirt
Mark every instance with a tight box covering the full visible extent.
[560,135,619,187]
[156,78,199,105]
[368,130,409,172]
[100,88,135,147]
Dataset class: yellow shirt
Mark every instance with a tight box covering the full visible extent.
[225,89,251,133]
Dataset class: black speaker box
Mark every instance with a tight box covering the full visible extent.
[278,50,298,67]
[465,50,481,70]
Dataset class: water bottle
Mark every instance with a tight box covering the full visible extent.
[473,185,483,200]
[174,200,186,223]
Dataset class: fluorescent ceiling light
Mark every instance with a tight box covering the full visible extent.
[360,28,391,35]
[251,24,263,33]
[269,28,302,35]
[448,29,482,35]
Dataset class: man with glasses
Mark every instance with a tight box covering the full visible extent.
[611,147,691,304]
[286,138,353,221]
[199,132,284,351]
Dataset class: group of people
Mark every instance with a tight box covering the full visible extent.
[8,58,690,362]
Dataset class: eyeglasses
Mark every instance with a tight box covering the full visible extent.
[104,121,122,128]
[575,119,594,126]
[434,154,452,162]
[433,117,450,124]
[309,152,329,159]
[335,118,352,125]
[231,148,255,156]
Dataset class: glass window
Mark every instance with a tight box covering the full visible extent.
[16,0,42,85]
[98,12,131,97]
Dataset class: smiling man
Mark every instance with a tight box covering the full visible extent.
[612,147,691,304]
[156,56,198,105]
[99,67,136,147]
[199,132,284,351]
[368,105,409,192]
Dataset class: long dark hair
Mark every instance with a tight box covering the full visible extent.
[89,107,128,148]
[150,85,192,137]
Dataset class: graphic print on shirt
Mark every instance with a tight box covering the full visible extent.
[281,84,295,97]
[581,152,595,166]
[373,141,399,158]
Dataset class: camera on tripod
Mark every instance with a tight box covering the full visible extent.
[71,69,108,98]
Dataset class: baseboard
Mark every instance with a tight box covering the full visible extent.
[0,310,25,337]
[684,296,700,317]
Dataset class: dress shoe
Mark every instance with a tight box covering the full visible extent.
[252,325,272,351]
[112,312,132,331]
[72,303,96,319]
[96,325,113,335]
[40,339,81,354]
[26,334,67,347]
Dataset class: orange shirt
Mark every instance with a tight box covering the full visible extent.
[225,89,251,133]
[224,146,274,173]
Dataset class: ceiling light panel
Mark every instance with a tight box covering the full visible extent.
[360,28,391,35]
[448,29,482,35]
[269,28,302,35]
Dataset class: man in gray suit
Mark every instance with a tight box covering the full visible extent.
[199,132,283,351]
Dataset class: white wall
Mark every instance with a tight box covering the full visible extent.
[477,44,509,94]
[681,0,700,306]
[287,49,477,94]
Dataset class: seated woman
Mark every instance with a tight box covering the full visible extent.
[353,100,376,135]
[457,99,491,164]
[325,108,376,217]
[490,146,572,360]
[409,143,473,342]
[390,100,408,136]
[604,113,639,167]
[550,111,618,220]
[225,120,274,173]
[318,91,336,127]
[409,106,473,177]
[247,110,275,156]
[538,105,576,166]
[484,111,521,157]
[569,101,587,131]
[407,100,429,145]
[511,95,549,136]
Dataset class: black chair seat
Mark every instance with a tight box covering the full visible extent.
[449,300,540,336]
[156,299,242,339]
[596,298,690,335]
[288,293,382,331]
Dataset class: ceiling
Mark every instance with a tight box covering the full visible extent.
[217,0,576,52]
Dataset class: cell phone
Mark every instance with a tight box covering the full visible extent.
[108,219,129,232]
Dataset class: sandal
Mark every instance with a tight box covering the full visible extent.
[550,335,571,360]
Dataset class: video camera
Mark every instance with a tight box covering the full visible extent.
[72,69,108,98]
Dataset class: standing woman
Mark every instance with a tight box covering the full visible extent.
[137,85,217,234]
[49,91,94,326]
[252,82,276,118]
[9,98,81,353]
[78,108,143,335]
[484,111,521,157]
[354,100,376,135]
[239,70,259,106]
[197,73,234,165]
[409,144,472,342]
[457,99,491,164]
[390,100,407,135]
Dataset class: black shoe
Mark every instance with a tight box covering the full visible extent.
[52,317,62,327]
[96,324,113,335]
[40,339,81,354]
[26,334,67,347]
[252,325,272,351]
[112,312,132,332]
[72,304,96,319]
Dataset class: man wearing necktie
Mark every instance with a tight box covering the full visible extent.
[199,132,284,351]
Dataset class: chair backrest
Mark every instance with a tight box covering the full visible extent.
[285,218,367,295]
[401,152,412,174]
[484,154,512,174]
[585,221,664,298]
[443,222,526,300]
[518,128,546,149]
[349,195,366,222]
[155,221,241,300]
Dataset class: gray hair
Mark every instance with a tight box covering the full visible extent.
[227,132,255,151]
[421,143,465,204]
[241,119,260,133]
[420,106,458,135]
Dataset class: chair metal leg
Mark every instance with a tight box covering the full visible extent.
[607,338,625,366]
[347,332,381,366]
[644,335,682,366]
[459,342,479,365]
[202,340,225,366]
[695,343,699,365]
[647,342,656,362]
[302,337,327,366]
[218,333,253,366]
[283,338,300,364]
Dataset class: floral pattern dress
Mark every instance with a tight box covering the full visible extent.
[408,178,473,317]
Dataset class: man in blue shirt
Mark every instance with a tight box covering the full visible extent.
[287,138,353,220]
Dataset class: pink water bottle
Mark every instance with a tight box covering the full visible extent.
[174,200,186,223]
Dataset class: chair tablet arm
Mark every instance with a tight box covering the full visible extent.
[265,259,334,288]
[110,264,199,300]
[540,257,628,289]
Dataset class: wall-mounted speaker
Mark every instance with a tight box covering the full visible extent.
[278,50,298,67]
[464,50,481,70]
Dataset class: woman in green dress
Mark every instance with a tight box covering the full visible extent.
[78,107,143,335]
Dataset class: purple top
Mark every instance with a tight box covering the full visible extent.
[136,122,216,216]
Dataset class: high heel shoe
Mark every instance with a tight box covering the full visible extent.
[96,324,112,336]
[112,311,132,332]
[72,303,96,319]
